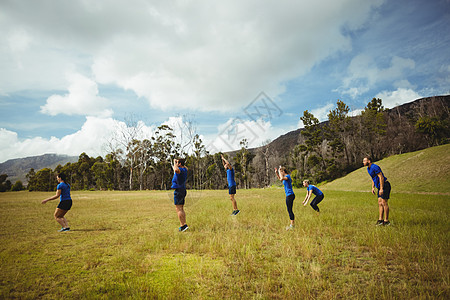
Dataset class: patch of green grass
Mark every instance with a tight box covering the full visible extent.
[324,144,450,193]
[0,189,449,299]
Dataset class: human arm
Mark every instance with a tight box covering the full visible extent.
[377,172,384,195]
[221,154,231,169]
[42,189,61,204]
[173,159,180,174]
[274,167,288,181]
[371,180,376,195]
[303,189,312,206]
[274,167,281,180]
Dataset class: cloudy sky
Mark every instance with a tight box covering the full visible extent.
[1,0,449,162]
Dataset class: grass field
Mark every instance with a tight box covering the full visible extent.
[1,187,449,299]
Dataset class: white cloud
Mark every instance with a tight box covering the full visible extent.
[311,103,335,122]
[338,54,415,98]
[0,117,117,162]
[0,116,199,162]
[40,73,113,117]
[0,0,385,111]
[297,102,334,128]
[375,88,422,109]
[205,118,285,153]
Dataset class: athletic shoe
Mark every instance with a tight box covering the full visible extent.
[286,224,294,230]
[383,221,391,226]
[233,210,240,216]
[58,227,65,232]
[179,224,189,232]
[58,227,70,232]
[376,220,384,226]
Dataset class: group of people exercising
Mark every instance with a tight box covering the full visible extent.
[42,155,391,232]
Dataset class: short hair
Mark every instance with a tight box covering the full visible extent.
[280,167,289,174]
[303,179,310,185]
[57,173,67,181]
[177,158,186,166]
[364,156,372,162]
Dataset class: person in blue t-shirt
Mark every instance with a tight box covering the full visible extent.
[302,180,324,213]
[41,173,72,232]
[363,156,391,226]
[275,166,295,230]
[221,154,240,216]
[171,158,189,232]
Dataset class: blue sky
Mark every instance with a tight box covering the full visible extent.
[0,0,449,162]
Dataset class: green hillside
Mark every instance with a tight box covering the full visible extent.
[323,144,450,194]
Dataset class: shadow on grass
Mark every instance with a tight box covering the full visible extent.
[69,228,112,232]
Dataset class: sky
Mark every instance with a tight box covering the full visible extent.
[0,0,449,163]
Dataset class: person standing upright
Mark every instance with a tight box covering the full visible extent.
[172,158,189,232]
[221,154,240,215]
[275,166,296,230]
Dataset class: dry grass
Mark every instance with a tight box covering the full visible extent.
[0,188,448,299]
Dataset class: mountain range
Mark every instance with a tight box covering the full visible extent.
[0,154,78,184]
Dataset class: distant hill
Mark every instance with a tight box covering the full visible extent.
[245,95,450,160]
[323,144,450,194]
[0,154,78,184]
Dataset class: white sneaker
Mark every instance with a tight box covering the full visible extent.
[285,225,294,230]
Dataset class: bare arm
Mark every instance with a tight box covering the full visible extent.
[377,172,384,194]
[221,155,231,169]
[274,168,281,180]
[371,178,376,195]
[274,167,288,181]
[173,159,180,174]
[303,190,312,205]
[42,189,61,204]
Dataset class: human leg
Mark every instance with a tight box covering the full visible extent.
[174,189,187,228]
[377,197,384,221]
[285,194,295,223]
[230,194,238,210]
[381,182,391,223]
[310,194,323,212]
[175,205,186,226]
[381,199,389,222]
[310,196,321,212]
[54,208,69,228]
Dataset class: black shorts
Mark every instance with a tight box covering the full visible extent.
[57,200,72,211]
[377,181,391,200]
[228,185,236,195]
[174,188,187,205]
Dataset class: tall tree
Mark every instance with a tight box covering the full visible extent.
[360,98,387,159]
[326,99,352,169]
[152,125,180,190]
[300,110,326,171]
[415,116,446,146]
[233,139,255,189]
[26,168,37,191]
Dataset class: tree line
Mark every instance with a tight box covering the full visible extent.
[2,96,448,192]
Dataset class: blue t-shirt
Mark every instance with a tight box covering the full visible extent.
[283,174,294,196]
[307,184,323,196]
[57,182,71,201]
[226,168,236,187]
[367,163,387,189]
[171,167,188,189]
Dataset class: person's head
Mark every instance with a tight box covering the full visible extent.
[57,173,66,182]
[176,158,186,166]
[363,156,372,167]
[303,179,310,187]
